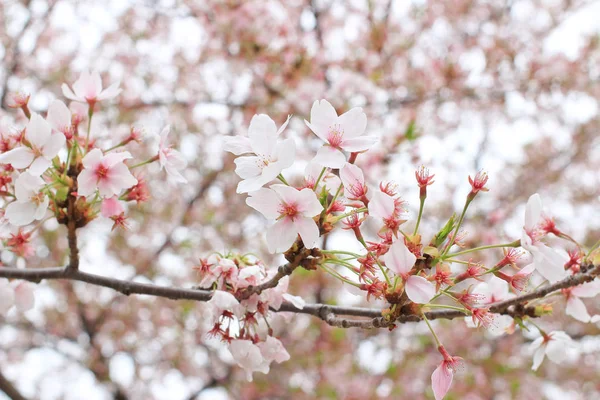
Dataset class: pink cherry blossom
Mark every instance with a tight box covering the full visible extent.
[303,162,341,194]
[228,339,270,381]
[224,114,295,193]
[246,184,323,253]
[0,113,65,176]
[5,172,49,226]
[340,162,367,200]
[383,239,436,304]
[101,196,125,218]
[431,346,463,400]
[521,194,567,283]
[77,149,137,198]
[564,280,600,323]
[46,100,73,139]
[529,331,575,371]
[305,99,377,168]
[206,290,241,322]
[62,70,121,104]
[257,336,290,364]
[157,125,187,183]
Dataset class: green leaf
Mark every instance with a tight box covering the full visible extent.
[432,214,457,247]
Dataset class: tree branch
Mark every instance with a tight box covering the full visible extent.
[0,263,597,329]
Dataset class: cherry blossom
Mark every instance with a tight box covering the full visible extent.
[228,339,270,381]
[305,99,377,168]
[62,70,122,104]
[46,100,73,139]
[303,162,341,194]
[0,113,65,176]
[530,331,575,371]
[431,346,463,400]
[157,125,187,183]
[206,290,242,322]
[224,114,295,193]
[246,184,323,253]
[383,238,436,303]
[564,280,600,323]
[339,162,367,200]
[257,336,290,364]
[101,196,124,218]
[5,172,49,226]
[521,194,567,283]
[77,149,137,198]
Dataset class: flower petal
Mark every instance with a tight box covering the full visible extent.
[223,136,253,155]
[406,275,436,304]
[566,296,591,323]
[26,113,52,148]
[246,188,281,219]
[312,145,346,169]
[266,218,297,254]
[248,114,278,156]
[431,363,453,400]
[337,107,367,139]
[369,190,395,220]
[293,216,320,249]
[383,239,416,276]
[307,99,338,141]
[5,202,37,226]
[295,188,323,217]
[0,147,35,169]
[524,193,543,231]
[341,135,378,152]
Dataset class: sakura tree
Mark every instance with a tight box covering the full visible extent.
[0,1,599,399]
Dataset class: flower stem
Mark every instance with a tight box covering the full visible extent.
[84,105,94,154]
[441,198,471,257]
[313,167,327,191]
[423,314,442,347]
[277,174,289,185]
[413,196,426,235]
[444,240,521,259]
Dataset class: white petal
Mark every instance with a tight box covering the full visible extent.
[531,345,546,371]
[223,136,253,155]
[61,83,81,101]
[383,239,416,276]
[275,115,291,136]
[28,157,51,176]
[234,156,262,180]
[307,99,338,141]
[337,107,367,139]
[26,113,52,148]
[272,137,296,168]
[312,145,346,168]
[295,188,323,217]
[293,217,320,249]
[266,218,297,254]
[237,175,271,194]
[524,193,543,231]
[566,296,591,323]
[406,275,436,304]
[341,135,378,152]
[571,280,600,298]
[34,196,49,220]
[47,100,71,131]
[246,188,281,219]
[103,151,132,168]
[534,243,567,283]
[14,282,35,312]
[369,190,395,220]
[0,281,15,315]
[0,147,35,169]
[248,114,278,156]
[282,293,305,309]
[42,132,66,159]
[97,81,122,100]
[5,202,37,226]
[77,169,98,197]
[14,172,43,201]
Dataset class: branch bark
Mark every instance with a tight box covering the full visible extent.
[0,263,597,329]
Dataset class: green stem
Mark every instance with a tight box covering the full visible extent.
[426,304,469,313]
[441,198,471,257]
[84,105,94,154]
[444,240,521,259]
[129,158,157,169]
[423,314,442,347]
[357,235,391,286]
[587,239,600,257]
[313,167,326,191]
[331,207,368,223]
[321,250,362,258]
[277,174,289,185]
[320,264,361,287]
[413,196,426,235]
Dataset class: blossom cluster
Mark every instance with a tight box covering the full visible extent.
[195,253,305,380]
[217,100,600,398]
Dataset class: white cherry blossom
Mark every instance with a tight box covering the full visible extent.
[565,280,600,323]
[305,99,377,168]
[529,330,575,371]
[62,70,121,104]
[224,114,295,193]
[157,125,187,183]
[0,113,65,176]
[246,184,323,253]
[521,194,567,283]
[228,339,270,381]
[5,172,49,226]
[383,238,436,304]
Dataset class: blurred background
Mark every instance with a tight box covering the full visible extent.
[1,0,599,398]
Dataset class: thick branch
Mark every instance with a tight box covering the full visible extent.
[0,263,597,329]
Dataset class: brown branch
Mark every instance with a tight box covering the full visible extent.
[0,263,597,329]
[0,369,28,400]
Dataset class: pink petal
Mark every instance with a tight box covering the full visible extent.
[566,296,591,323]
[223,136,253,155]
[524,193,543,231]
[406,275,436,304]
[14,282,35,312]
[101,196,125,217]
[248,114,278,156]
[77,169,98,197]
[0,147,35,169]
[5,202,37,226]
[61,83,81,101]
[369,190,395,220]
[341,135,378,152]
[246,188,281,219]
[26,113,52,148]
[431,362,453,400]
[383,239,416,276]
[571,280,600,298]
[47,100,72,132]
[295,188,323,217]
[81,149,104,169]
[307,99,338,141]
